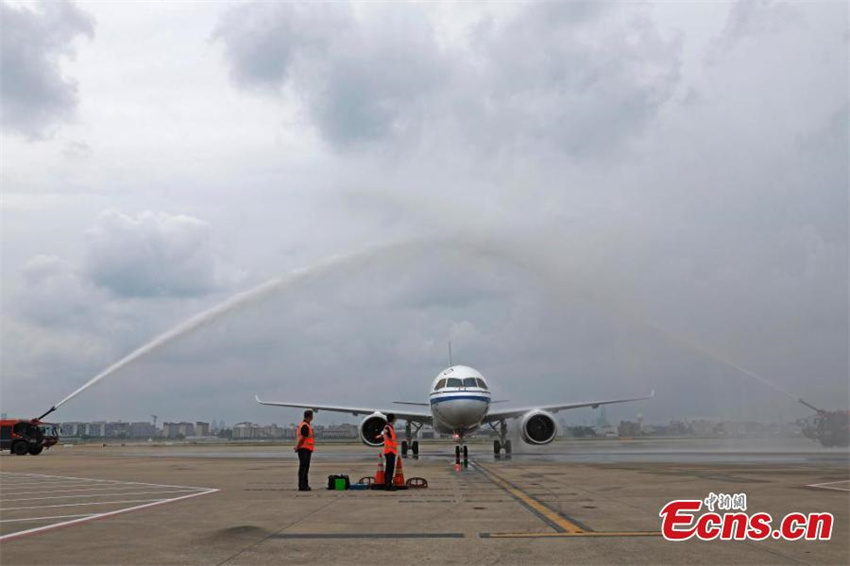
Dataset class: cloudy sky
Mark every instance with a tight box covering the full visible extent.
[1,1,847,428]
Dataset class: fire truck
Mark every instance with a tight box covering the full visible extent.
[0,419,60,455]
[798,399,850,448]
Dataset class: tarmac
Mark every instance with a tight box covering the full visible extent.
[0,438,847,565]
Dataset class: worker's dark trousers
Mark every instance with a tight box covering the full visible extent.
[384,453,396,488]
[297,448,312,489]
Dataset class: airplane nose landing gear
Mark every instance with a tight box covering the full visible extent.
[454,435,469,468]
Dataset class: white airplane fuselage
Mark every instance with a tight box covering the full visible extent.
[429,365,490,436]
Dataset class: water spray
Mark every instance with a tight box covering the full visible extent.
[348,188,809,406]
[37,240,436,419]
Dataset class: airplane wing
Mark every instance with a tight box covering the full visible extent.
[255,396,432,424]
[483,390,654,423]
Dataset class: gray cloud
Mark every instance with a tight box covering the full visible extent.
[716,0,799,52]
[84,210,226,298]
[215,2,448,148]
[0,0,94,140]
[215,2,680,155]
[14,254,105,327]
[0,2,845,426]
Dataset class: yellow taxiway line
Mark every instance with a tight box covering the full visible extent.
[472,462,661,539]
[482,531,662,539]
[472,462,587,534]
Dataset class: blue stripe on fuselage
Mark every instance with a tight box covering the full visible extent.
[430,395,491,405]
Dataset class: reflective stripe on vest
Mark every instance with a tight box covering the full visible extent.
[298,421,315,451]
[382,425,397,454]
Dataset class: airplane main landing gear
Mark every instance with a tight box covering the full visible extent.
[403,422,422,459]
[403,440,421,457]
[489,420,512,458]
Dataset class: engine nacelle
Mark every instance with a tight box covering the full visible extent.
[520,410,557,445]
[358,412,387,448]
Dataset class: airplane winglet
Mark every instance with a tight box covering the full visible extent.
[255,395,263,404]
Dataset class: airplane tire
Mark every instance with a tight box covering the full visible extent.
[455,445,461,463]
[401,441,409,457]
[12,442,28,456]
[412,441,419,456]
[504,440,512,454]
[493,440,501,455]
[463,445,468,460]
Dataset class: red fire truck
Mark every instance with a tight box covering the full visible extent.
[0,419,60,455]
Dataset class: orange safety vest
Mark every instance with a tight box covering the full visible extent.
[297,421,314,452]
[382,424,397,455]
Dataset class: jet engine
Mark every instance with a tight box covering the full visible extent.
[520,410,557,445]
[358,412,387,447]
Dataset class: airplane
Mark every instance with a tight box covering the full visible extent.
[256,364,653,464]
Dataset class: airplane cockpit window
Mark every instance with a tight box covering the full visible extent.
[462,377,479,388]
[435,379,447,391]
[446,378,462,388]
[476,378,488,389]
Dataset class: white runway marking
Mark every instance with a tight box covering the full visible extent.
[6,485,186,496]
[807,479,850,492]
[5,498,171,511]
[0,472,218,542]
[0,481,121,488]
[2,489,200,502]
[1,514,94,524]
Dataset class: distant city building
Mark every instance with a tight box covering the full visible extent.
[105,421,129,438]
[176,422,195,437]
[618,421,641,437]
[232,422,260,439]
[195,422,210,436]
[161,422,180,439]
[690,419,722,436]
[60,422,82,436]
[85,422,106,437]
[129,422,156,438]
[596,407,610,428]
[565,425,597,438]
[260,424,283,438]
[322,424,358,439]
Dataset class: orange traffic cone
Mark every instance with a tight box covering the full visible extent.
[393,453,406,487]
[374,452,385,485]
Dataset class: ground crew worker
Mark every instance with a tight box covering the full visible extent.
[294,410,314,491]
[377,413,398,490]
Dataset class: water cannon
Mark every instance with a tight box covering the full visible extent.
[797,398,849,448]
[36,406,57,421]
[798,398,826,414]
